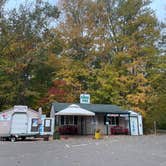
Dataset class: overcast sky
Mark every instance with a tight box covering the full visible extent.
[5,0,166,21]
[151,0,165,21]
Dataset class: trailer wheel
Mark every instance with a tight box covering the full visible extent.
[10,136,17,142]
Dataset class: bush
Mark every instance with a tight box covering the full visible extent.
[53,131,60,140]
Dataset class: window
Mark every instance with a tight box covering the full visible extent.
[44,119,52,132]
[66,116,73,125]
[60,116,78,125]
[61,116,64,125]
[31,118,39,132]
[74,116,78,125]
[104,115,119,125]
[109,117,119,125]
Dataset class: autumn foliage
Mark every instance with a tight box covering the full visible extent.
[0,0,165,130]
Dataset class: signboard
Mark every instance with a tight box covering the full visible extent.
[120,114,128,117]
[39,115,46,134]
[130,117,138,136]
[45,119,51,127]
[80,94,90,104]
[14,105,28,112]
[32,119,38,127]
[107,114,119,117]
[138,115,143,135]
[41,114,46,119]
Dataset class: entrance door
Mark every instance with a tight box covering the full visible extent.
[11,113,28,134]
[85,117,94,134]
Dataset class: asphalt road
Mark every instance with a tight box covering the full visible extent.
[0,135,166,166]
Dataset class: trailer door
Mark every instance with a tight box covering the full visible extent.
[11,113,28,134]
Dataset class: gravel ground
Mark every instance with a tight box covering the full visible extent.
[0,135,166,166]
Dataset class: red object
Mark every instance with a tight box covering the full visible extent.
[59,125,78,134]
[110,126,128,135]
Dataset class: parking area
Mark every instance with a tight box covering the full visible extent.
[0,135,166,166]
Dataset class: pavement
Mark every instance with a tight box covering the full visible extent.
[0,135,166,166]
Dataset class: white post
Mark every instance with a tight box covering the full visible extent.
[154,121,157,135]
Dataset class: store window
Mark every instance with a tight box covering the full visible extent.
[61,116,78,125]
[104,115,119,125]
[61,116,64,125]
[74,116,78,125]
[66,116,73,125]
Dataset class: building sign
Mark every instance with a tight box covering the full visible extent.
[107,114,119,117]
[80,94,90,104]
[14,105,28,112]
[120,114,128,117]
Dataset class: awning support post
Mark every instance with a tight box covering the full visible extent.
[128,113,131,135]
[106,114,109,135]
[81,117,83,135]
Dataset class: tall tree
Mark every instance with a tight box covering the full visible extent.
[145,25,166,130]
[56,0,161,117]
[0,0,60,109]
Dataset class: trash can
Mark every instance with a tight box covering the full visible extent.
[94,129,101,139]
[43,135,49,141]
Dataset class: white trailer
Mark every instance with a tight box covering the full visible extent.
[0,105,53,142]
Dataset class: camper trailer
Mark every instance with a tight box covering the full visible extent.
[0,105,54,142]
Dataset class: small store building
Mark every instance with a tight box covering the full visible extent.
[51,103,143,136]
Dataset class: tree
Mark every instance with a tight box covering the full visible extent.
[0,0,165,133]
[146,53,166,130]
[88,64,121,105]
[56,0,161,116]
[0,0,60,109]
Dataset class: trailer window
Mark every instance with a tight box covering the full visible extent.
[31,118,39,132]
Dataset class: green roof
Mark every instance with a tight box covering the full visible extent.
[52,103,129,114]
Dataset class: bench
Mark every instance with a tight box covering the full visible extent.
[110,126,128,135]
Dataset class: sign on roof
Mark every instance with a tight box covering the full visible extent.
[14,105,28,112]
[80,94,90,104]
[107,114,119,117]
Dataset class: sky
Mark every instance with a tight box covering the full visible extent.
[150,0,165,21]
[5,0,166,22]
